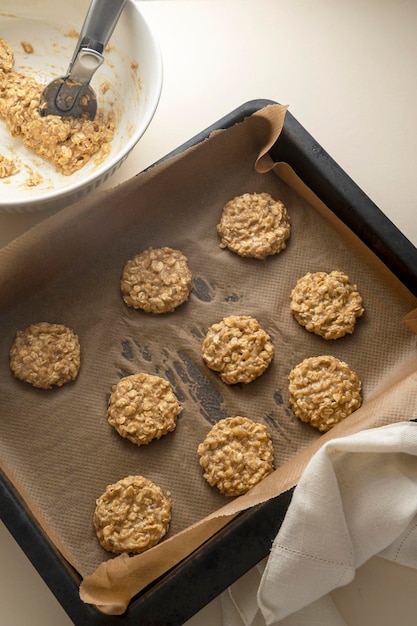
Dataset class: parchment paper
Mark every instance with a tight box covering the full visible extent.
[0,104,416,614]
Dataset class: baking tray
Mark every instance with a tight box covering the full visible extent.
[1,99,417,625]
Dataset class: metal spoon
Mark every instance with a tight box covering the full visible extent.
[39,0,126,119]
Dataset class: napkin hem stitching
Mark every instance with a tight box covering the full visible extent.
[393,521,417,561]
[276,544,351,568]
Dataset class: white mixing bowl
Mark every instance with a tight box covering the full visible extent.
[0,0,162,213]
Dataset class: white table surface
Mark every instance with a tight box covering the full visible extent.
[1,1,417,624]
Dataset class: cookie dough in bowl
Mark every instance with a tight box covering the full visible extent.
[0,37,115,177]
[0,0,162,213]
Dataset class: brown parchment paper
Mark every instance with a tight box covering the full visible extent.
[0,104,417,615]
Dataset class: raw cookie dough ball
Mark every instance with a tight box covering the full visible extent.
[217,192,291,259]
[197,416,274,496]
[120,247,193,314]
[107,373,183,446]
[94,475,171,554]
[201,315,274,384]
[9,322,81,389]
[288,355,362,432]
[290,270,364,339]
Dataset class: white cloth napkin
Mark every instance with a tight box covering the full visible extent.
[221,420,417,626]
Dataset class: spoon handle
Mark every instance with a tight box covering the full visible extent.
[68,0,127,70]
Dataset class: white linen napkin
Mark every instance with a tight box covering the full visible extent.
[221,420,417,626]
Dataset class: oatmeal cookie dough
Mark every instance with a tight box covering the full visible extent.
[9,322,81,389]
[290,270,364,339]
[120,247,193,314]
[288,355,362,432]
[0,38,13,71]
[0,38,114,176]
[0,154,19,178]
[197,416,274,496]
[217,192,291,259]
[201,315,274,385]
[94,475,171,554]
[107,373,183,446]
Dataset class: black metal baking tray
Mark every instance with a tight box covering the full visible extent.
[1,99,417,625]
